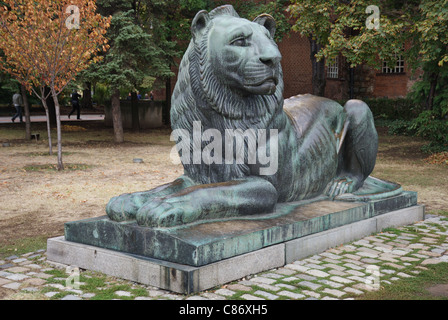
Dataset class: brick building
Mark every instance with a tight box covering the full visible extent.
[153,8,415,104]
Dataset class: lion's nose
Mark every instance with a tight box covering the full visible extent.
[259,51,281,68]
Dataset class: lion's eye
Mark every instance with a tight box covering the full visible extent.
[231,37,248,47]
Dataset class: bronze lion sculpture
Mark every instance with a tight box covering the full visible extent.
[106,5,378,228]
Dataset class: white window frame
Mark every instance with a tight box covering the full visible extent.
[382,54,405,74]
[327,56,339,79]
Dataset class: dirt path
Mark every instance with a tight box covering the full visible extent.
[0,124,447,246]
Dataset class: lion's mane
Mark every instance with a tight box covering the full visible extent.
[171,5,286,184]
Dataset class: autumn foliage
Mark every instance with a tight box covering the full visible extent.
[0,0,111,170]
[0,0,110,93]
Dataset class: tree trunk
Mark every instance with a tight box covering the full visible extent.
[51,87,64,171]
[165,78,172,126]
[111,88,124,143]
[309,37,326,97]
[131,91,140,132]
[82,82,92,109]
[20,84,31,140]
[426,71,439,111]
[45,86,57,127]
[41,98,53,155]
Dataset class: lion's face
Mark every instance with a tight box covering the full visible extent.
[192,9,282,97]
[208,16,281,96]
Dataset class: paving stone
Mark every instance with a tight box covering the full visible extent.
[186,296,209,300]
[45,283,66,290]
[302,290,320,299]
[5,255,18,261]
[0,278,12,286]
[352,283,379,292]
[22,278,47,286]
[254,283,281,292]
[421,258,443,265]
[321,296,339,300]
[320,252,342,260]
[318,279,343,288]
[261,272,284,279]
[5,266,30,273]
[347,276,368,283]
[383,263,405,270]
[304,263,325,270]
[81,293,96,299]
[281,276,298,282]
[5,273,29,281]
[2,282,21,290]
[305,269,329,278]
[45,292,59,298]
[21,287,39,293]
[343,263,364,271]
[344,287,364,295]
[34,273,53,279]
[226,284,251,292]
[296,274,316,281]
[254,290,279,300]
[278,290,305,299]
[418,250,441,257]
[400,257,420,262]
[215,288,236,297]
[275,283,296,290]
[0,264,14,270]
[328,269,348,277]
[240,294,265,300]
[251,276,276,285]
[397,272,413,278]
[323,263,346,272]
[298,281,321,290]
[322,258,342,264]
[322,288,346,298]
[11,258,27,264]
[61,295,82,300]
[345,269,365,277]
[147,290,165,297]
[285,264,309,273]
[201,293,226,300]
[275,268,297,276]
[330,276,354,284]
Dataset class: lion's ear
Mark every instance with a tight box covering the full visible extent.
[253,14,276,38]
[191,10,210,41]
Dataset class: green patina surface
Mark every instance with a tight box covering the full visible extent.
[65,177,417,267]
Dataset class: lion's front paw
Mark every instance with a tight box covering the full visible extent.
[106,191,155,222]
[325,178,355,199]
[136,197,196,228]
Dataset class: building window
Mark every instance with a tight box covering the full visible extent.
[327,56,339,79]
[382,54,405,74]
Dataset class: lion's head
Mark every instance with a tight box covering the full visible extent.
[171,5,286,184]
[172,5,284,129]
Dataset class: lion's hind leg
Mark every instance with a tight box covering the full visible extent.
[328,99,378,198]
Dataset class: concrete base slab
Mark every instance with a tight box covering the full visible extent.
[47,204,425,294]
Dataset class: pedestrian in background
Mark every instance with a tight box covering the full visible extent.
[11,91,23,123]
[69,90,82,120]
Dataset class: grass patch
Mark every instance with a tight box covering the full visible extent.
[357,263,448,300]
[22,163,92,172]
[20,151,76,157]
[0,236,47,259]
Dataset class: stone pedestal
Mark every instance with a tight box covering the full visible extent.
[47,180,424,294]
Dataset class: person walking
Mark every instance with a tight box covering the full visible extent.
[68,90,82,120]
[11,91,23,123]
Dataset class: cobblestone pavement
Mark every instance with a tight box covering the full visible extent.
[1,214,447,300]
